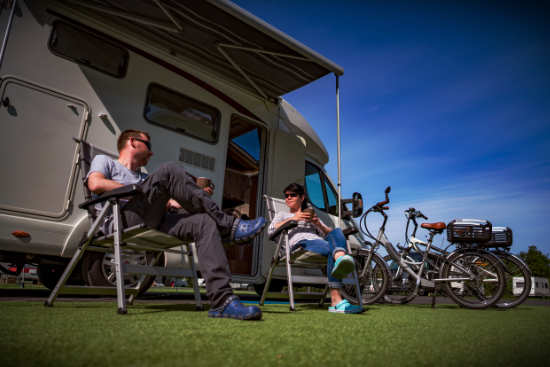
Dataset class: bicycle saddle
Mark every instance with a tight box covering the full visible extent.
[421,222,446,230]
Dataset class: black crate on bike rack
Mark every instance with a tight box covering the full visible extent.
[447,219,492,243]
[483,226,513,248]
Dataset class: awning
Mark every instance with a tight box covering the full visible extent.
[54,0,344,100]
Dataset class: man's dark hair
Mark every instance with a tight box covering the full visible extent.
[283,183,309,210]
[117,129,150,152]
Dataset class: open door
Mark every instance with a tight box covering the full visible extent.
[222,115,265,275]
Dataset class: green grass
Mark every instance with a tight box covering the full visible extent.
[1,301,549,367]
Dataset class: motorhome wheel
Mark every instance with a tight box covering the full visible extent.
[253,279,286,296]
[37,262,84,290]
[81,252,156,294]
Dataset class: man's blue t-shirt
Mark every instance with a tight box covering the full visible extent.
[86,155,148,232]
[87,154,147,186]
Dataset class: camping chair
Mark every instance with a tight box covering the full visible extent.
[45,138,202,314]
[259,195,363,311]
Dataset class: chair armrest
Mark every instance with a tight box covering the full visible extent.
[79,184,142,209]
[268,220,298,241]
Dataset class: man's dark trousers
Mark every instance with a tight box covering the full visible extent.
[122,162,236,309]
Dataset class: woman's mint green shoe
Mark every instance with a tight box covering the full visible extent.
[330,254,355,279]
[328,299,365,314]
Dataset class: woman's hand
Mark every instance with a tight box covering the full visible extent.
[292,212,312,222]
[310,215,321,226]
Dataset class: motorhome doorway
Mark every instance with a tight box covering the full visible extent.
[222,115,265,275]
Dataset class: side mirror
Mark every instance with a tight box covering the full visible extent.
[341,192,364,219]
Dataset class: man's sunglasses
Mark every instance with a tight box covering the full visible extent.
[133,137,152,151]
[284,192,298,198]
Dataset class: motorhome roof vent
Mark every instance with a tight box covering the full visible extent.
[179,148,215,171]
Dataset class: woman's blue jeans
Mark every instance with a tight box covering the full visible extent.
[295,228,348,288]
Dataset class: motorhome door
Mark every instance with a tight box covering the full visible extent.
[222,114,266,276]
[0,78,88,218]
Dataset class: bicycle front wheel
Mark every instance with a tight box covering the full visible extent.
[440,250,505,309]
[494,252,532,309]
[341,250,389,305]
[383,255,419,304]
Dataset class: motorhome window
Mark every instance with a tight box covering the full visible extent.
[324,178,339,216]
[305,162,326,210]
[49,22,128,78]
[144,84,220,144]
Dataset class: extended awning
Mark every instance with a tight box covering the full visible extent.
[51,0,347,225]
[54,0,344,101]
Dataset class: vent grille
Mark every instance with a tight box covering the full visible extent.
[179,148,215,171]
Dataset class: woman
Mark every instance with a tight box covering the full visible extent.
[268,183,364,314]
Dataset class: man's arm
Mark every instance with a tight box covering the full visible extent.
[87,171,123,194]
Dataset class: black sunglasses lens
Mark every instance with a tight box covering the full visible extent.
[285,193,298,198]
[135,138,151,151]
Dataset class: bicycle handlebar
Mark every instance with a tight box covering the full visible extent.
[374,186,391,208]
[405,207,428,220]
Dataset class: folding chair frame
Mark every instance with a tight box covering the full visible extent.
[45,139,203,314]
[259,195,363,311]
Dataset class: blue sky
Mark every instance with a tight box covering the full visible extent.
[234,0,550,255]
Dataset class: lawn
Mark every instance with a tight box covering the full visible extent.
[1,300,549,367]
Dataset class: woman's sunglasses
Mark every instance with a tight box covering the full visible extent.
[284,192,298,198]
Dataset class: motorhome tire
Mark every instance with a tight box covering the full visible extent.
[81,252,156,295]
[253,279,286,296]
[37,263,66,290]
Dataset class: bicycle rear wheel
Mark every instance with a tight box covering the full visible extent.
[440,250,505,309]
[494,252,532,309]
[341,250,389,305]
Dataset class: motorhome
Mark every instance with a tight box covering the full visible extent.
[0,0,362,293]
[514,276,550,297]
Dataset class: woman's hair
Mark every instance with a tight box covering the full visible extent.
[283,183,309,210]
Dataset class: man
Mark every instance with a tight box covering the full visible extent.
[87,129,265,320]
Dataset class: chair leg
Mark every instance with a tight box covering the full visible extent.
[260,237,283,306]
[346,239,363,308]
[112,202,127,314]
[45,202,111,307]
[189,243,203,311]
[284,233,295,311]
[352,268,363,308]
[128,251,163,305]
[319,285,329,307]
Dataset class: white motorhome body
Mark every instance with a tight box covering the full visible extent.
[513,277,549,297]
[0,0,361,289]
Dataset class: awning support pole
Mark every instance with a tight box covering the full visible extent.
[0,0,17,71]
[336,74,342,227]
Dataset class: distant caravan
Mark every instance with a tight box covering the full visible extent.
[0,0,364,294]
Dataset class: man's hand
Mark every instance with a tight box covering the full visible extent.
[166,198,182,211]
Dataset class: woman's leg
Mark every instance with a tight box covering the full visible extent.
[297,238,344,306]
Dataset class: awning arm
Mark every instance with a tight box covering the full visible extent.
[336,74,342,226]
[209,0,344,76]
[68,1,180,33]
[217,44,268,100]
[152,0,183,32]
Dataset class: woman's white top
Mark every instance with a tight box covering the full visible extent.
[268,211,325,250]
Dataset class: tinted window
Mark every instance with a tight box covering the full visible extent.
[305,162,325,210]
[324,178,339,216]
[49,22,128,78]
[144,84,220,143]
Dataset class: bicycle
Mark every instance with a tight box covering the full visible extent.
[340,233,390,306]
[382,207,452,304]
[359,187,506,309]
[447,223,532,309]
